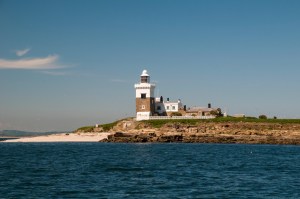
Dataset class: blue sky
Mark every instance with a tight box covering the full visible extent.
[0,0,300,131]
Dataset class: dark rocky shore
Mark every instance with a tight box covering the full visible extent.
[100,131,300,144]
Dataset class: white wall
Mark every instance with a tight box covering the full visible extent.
[134,83,155,98]
[155,101,183,113]
[136,112,151,121]
[164,102,179,112]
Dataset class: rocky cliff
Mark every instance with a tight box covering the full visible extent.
[97,119,300,145]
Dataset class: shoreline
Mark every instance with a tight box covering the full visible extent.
[3,119,300,145]
[2,133,111,143]
[2,130,300,145]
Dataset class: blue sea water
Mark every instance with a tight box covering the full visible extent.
[0,143,300,198]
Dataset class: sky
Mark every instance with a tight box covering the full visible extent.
[0,0,300,132]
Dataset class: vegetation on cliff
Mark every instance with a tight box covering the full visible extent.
[76,126,95,132]
[100,121,119,131]
[76,119,131,132]
[101,118,300,144]
[76,123,117,132]
[76,117,300,133]
[75,117,300,144]
[141,117,300,128]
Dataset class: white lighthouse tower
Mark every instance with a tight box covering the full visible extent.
[134,70,156,121]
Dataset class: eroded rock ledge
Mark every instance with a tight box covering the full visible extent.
[100,121,300,144]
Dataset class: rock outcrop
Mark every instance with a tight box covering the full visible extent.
[100,121,300,144]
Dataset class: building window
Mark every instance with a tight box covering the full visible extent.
[141,93,146,99]
[141,105,145,110]
[172,106,176,110]
[166,106,169,110]
[157,106,161,110]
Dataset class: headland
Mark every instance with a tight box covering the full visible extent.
[3,117,300,144]
[95,117,300,145]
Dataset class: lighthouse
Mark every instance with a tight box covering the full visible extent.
[134,70,156,121]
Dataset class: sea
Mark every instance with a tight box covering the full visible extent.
[0,143,299,198]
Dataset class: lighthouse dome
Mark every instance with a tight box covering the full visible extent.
[141,69,149,77]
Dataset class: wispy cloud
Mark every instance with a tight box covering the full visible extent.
[0,55,64,70]
[15,48,31,56]
[40,70,69,76]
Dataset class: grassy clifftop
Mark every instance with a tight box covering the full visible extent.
[76,117,300,144]
[76,118,133,132]
[76,121,118,132]
[142,117,300,128]
[76,117,300,133]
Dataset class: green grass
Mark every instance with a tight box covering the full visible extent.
[100,117,136,131]
[142,119,200,128]
[76,117,135,132]
[76,122,117,133]
[77,126,94,132]
[77,117,300,132]
[100,121,118,132]
[211,117,300,124]
[142,117,300,128]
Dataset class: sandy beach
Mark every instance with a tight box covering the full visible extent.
[3,133,111,142]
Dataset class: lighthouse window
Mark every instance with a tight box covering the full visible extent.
[141,105,145,109]
[141,93,146,99]
[141,76,148,83]
[166,106,169,110]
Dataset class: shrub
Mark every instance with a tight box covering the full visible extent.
[259,115,267,119]
[210,110,219,116]
[245,116,257,119]
[171,112,182,116]
[210,108,223,117]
